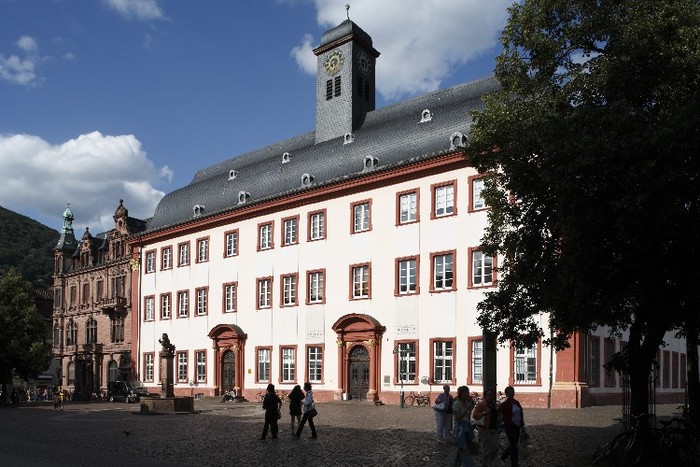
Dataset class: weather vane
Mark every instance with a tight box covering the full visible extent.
[345,4,350,20]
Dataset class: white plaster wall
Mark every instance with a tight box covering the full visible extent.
[136,165,554,397]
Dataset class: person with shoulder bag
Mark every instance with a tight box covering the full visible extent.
[499,386,525,467]
[472,389,499,466]
[452,385,476,467]
[294,382,317,439]
[433,385,454,443]
[260,384,282,440]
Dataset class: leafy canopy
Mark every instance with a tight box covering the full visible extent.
[468,0,700,350]
[0,269,52,384]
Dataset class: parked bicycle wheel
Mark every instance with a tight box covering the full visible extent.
[612,430,642,467]
[404,394,415,406]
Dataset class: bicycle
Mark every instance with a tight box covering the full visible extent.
[255,390,265,403]
[592,430,629,465]
[610,413,657,467]
[657,407,700,464]
[404,391,430,407]
[277,390,288,403]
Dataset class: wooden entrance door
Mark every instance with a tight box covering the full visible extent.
[222,351,236,392]
[349,346,370,400]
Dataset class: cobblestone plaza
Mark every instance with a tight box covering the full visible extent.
[1,398,678,466]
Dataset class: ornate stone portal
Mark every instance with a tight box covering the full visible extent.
[140,333,194,414]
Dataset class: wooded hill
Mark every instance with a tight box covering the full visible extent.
[0,206,57,288]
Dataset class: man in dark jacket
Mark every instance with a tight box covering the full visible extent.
[498,386,524,467]
[260,384,282,440]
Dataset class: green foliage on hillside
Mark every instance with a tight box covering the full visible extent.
[0,206,57,287]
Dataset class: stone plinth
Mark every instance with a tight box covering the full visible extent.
[140,396,194,414]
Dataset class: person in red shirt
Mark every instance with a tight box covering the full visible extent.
[498,386,524,467]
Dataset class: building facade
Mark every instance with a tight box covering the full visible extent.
[51,200,146,397]
[130,20,687,407]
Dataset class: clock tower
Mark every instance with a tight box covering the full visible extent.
[313,20,379,144]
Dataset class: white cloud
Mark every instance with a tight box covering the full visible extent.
[0,132,169,232]
[16,36,38,54]
[102,0,164,21]
[293,0,511,100]
[0,35,42,86]
[290,33,316,74]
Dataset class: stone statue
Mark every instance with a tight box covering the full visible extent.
[159,333,176,354]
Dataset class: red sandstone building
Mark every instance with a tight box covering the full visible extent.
[51,201,146,397]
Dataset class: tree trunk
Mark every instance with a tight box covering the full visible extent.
[685,323,700,425]
[626,318,667,427]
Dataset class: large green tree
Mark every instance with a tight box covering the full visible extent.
[0,269,52,394]
[468,0,700,419]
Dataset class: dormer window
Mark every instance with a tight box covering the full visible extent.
[363,155,378,171]
[228,170,238,180]
[343,133,354,145]
[301,174,314,188]
[193,205,205,217]
[420,109,433,123]
[282,152,291,164]
[450,132,467,150]
[238,191,250,205]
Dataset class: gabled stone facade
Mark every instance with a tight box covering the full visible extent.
[51,200,146,397]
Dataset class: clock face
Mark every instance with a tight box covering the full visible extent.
[357,52,372,76]
[324,51,344,75]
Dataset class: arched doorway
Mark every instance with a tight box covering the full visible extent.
[208,324,247,397]
[332,314,386,402]
[349,345,370,400]
[222,350,236,393]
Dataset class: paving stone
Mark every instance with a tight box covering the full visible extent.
[0,399,680,466]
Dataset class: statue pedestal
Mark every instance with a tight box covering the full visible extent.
[140,396,194,414]
[160,350,175,398]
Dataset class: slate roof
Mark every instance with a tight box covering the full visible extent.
[145,75,500,233]
[318,19,373,49]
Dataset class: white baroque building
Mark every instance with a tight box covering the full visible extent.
[130,19,687,407]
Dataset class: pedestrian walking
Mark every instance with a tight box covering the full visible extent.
[433,384,453,443]
[499,386,524,467]
[288,384,304,434]
[294,382,317,439]
[260,384,282,440]
[452,385,476,467]
[53,387,60,409]
[472,388,499,466]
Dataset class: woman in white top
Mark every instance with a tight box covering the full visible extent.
[293,382,317,438]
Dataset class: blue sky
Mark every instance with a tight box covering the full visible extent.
[0,0,512,233]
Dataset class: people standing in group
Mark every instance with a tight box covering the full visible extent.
[472,388,499,466]
[452,385,476,467]
[499,386,524,467]
[288,384,304,435]
[294,382,317,439]
[260,384,282,440]
[433,384,454,443]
